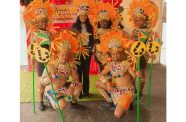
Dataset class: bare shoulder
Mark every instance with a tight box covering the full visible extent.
[69,62,77,71]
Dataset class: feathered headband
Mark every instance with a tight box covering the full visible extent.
[23,0,54,31]
[127,0,159,28]
[87,1,119,33]
[70,0,93,16]
[89,1,118,22]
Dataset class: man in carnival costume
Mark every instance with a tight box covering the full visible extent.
[95,30,141,118]
[41,30,87,110]
[126,0,160,98]
[23,0,55,111]
[88,1,118,72]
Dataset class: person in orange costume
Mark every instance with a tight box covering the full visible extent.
[95,30,141,118]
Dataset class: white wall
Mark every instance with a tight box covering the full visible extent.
[20,6,28,65]
[160,23,166,65]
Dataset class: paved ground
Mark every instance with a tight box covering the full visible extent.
[20,64,166,122]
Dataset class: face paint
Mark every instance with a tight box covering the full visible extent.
[28,42,50,63]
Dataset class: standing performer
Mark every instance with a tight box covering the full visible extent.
[71,0,94,98]
[127,0,159,98]
[23,0,54,111]
[95,30,141,118]
[90,2,117,72]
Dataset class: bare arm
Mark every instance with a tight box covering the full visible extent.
[127,66,136,79]
[70,67,79,82]
[98,64,112,83]
[127,65,142,81]
[41,65,52,85]
[100,65,111,76]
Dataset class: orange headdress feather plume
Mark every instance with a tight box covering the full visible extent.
[99,29,129,54]
[49,30,89,65]
[23,0,54,31]
[70,0,94,15]
[50,30,77,65]
[96,29,130,65]
[88,1,119,32]
[127,0,159,28]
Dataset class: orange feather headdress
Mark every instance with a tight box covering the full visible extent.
[49,30,89,65]
[127,0,159,28]
[96,29,131,65]
[88,1,119,33]
[99,29,129,53]
[90,1,118,22]
[70,0,93,16]
[23,0,54,31]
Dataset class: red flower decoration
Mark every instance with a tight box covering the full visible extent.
[50,0,67,5]
[101,0,122,8]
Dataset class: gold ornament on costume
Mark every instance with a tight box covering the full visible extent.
[131,41,146,57]
[99,30,129,53]
[70,0,92,16]
[35,7,48,20]
[107,38,122,52]
[146,41,161,55]
[98,10,110,21]
[28,42,50,63]
[28,42,39,56]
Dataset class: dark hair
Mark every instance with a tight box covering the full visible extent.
[72,16,94,51]
[97,19,112,29]
[72,16,93,33]
[20,0,31,6]
[118,22,124,29]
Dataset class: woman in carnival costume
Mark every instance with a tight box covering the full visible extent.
[70,0,94,98]
[23,0,54,111]
[95,29,141,118]
[126,0,160,98]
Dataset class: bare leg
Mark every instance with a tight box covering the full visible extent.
[72,82,83,100]
[114,93,133,118]
[96,80,111,102]
[114,104,127,119]
[52,99,67,111]
[38,77,45,111]
[68,82,85,109]
[38,78,45,101]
